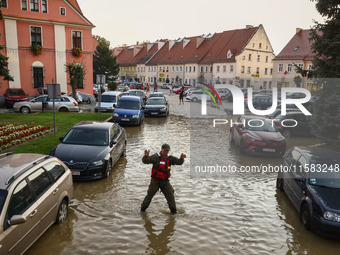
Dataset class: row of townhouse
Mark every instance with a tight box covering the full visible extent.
[0,0,95,100]
[115,26,318,91]
[114,25,276,90]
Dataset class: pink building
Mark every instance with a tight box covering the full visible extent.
[0,0,95,98]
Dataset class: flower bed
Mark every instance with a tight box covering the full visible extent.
[0,124,51,152]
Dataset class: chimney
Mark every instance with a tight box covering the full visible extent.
[296,28,303,34]
[246,25,254,29]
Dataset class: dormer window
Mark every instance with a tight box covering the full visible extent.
[60,7,66,16]
[227,50,232,59]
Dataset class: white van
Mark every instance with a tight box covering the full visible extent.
[95,91,122,112]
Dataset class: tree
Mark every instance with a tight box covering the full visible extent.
[0,8,14,81]
[93,36,119,84]
[66,62,85,101]
[308,0,340,145]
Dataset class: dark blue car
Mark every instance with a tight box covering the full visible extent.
[277,146,340,238]
[112,96,144,125]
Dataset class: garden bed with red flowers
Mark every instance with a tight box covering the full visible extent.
[0,124,52,152]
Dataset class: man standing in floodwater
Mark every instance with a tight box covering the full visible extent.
[141,144,186,214]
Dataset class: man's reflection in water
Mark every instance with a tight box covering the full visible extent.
[142,214,176,254]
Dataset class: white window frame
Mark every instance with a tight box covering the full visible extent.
[278,64,283,73]
[287,64,292,72]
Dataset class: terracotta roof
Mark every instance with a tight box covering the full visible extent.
[200,26,258,64]
[274,29,315,61]
[115,47,135,66]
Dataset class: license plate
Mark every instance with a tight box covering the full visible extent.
[263,148,275,152]
[72,171,80,175]
[121,118,130,121]
[151,112,158,115]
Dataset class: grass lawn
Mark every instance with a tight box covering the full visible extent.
[0,112,112,155]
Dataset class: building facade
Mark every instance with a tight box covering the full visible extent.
[0,0,94,99]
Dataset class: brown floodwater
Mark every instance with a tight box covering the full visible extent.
[26,91,340,255]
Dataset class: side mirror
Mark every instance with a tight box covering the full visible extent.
[113,103,116,108]
[9,215,26,226]
[59,137,64,142]
[110,140,117,147]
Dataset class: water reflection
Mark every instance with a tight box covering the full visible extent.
[142,214,175,254]
[275,190,340,255]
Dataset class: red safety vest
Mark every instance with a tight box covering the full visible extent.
[151,153,171,180]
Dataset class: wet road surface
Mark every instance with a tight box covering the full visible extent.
[26,89,340,255]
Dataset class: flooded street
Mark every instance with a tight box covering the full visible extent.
[26,90,340,255]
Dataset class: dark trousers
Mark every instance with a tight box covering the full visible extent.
[141,179,176,213]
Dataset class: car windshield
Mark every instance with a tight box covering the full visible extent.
[101,95,116,103]
[0,189,8,215]
[147,99,166,105]
[129,91,145,97]
[116,100,140,110]
[309,167,340,188]
[245,119,277,132]
[63,128,109,146]
[150,93,163,97]
[8,89,25,96]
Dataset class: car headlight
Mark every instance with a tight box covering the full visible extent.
[324,211,340,222]
[246,134,262,142]
[132,115,139,118]
[113,113,119,117]
[160,107,166,112]
[91,160,105,166]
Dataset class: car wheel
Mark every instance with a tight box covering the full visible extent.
[59,107,69,112]
[229,129,235,143]
[282,129,291,138]
[192,97,198,102]
[240,139,245,154]
[105,160,112,178]
[20,106,30,114]
[300,203,312,230]
[56,199,68,224]
[276,177,284,191]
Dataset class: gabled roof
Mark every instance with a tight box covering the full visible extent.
[115,47,135,66]
[147,34,221,66]
[200,26,258,64]
[274,29,315,61]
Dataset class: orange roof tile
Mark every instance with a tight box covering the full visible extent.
[274,29,315,61]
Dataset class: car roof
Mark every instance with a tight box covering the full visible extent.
[73,121,115,130]
[102,91,122,95]
[119,95,141,101]
[147,97,165,101]
[293,146,340,164]
[0,153,48,190]
[240,115,269,120]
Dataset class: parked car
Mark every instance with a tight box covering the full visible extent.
[267,102,314,119]
[122,89,147,104]
[256,89,273,95]
[216,88,231,101]
[161,83,171,89]
[277,146,340,238]
[286,92,307,99]
[148,92,166,100]
[144,97,169,117]
[273,112,314,138]
[3,88,28,108]
[187,90,212,102]
[0,152,73,254]
[95,91,122,112]
[229,115,286,156]
[69,91,92,104]
[112,96,145,125]
[50,121,126,180]
[245,95,276,110]
[13,95,79,114]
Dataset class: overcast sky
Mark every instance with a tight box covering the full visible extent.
[77,0,323,55]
